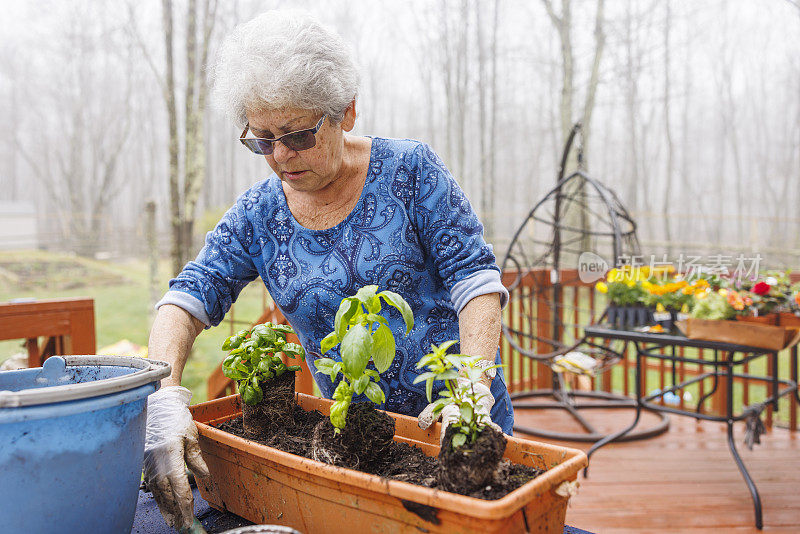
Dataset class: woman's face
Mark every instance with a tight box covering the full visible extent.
[245,105,354,194]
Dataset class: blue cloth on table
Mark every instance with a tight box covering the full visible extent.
[132,487,594,533]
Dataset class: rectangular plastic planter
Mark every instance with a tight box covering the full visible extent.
[190,393,587,534]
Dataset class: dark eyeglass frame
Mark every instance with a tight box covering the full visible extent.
[239,114,327,155]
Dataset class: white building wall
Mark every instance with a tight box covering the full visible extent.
[0,202,38,250]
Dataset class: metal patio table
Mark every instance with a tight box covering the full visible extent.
[582,324,799,530]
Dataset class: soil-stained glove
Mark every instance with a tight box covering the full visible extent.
[417,379,501,443]
[143,385,210,531]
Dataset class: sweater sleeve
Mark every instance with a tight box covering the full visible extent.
[411,143,508,312]
[156,190,261,327]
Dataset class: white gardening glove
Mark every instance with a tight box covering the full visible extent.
[143,385,210,531]
[417,379,501,443]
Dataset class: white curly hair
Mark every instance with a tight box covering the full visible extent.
[212,9,360,126]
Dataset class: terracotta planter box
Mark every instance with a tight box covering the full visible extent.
[190,394,587,534]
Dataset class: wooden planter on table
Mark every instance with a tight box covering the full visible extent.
[190,393,587,534]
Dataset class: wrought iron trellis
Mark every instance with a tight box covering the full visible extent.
[500,123,669,442]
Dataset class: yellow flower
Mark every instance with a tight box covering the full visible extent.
[696,288,709,300]
[596,282,608,294]
[606,268,619,282]
[625,280,636,288]
[642,281,653,291]
[718,288,728,297]
[656,303,666,313]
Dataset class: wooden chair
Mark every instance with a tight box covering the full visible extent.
[0,297,96,368]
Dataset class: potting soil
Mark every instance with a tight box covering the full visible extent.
[241,371,295,439]
[217,404,544,500]
[311,402,395,470]
[438,424,507,494]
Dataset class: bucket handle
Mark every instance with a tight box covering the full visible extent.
[0,356,171,408]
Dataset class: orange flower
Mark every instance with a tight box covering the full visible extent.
[726,290,745,311]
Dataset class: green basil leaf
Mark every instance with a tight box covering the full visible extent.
[249,350,263,366]
[364,369,380,380]
[378,290,414,334]
[331,362,343,381]
[332,380,353,401]
[252,324,277,344]
[353,374,370,395]
[437,340,458,353]
[270,323,295,334]
[330,400,349,430]
[365,313,388,325]
[320,331,340,355]
[411,371,438,385]
[460,404,474,424]
[258,360,272,374]
[287,365,301,372]
[340,323,371,378]
[365,295,381,314]
[451,432,467,449]
[371,322,395,374]
[282,343,305,358]
[222,338,233,351]
[313,357,335,374]
[355,285,378,303]
[426,377,434,403]
[240,383,262,405]
[364,382,385,404]
[334,298,359,340]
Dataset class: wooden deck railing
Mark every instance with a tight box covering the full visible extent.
[500,268,800,432]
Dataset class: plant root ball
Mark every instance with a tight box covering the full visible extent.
[241,371,296,439]
[311,402,395,471]
[437,425,507,495]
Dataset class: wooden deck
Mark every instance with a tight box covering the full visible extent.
[514,405,800,533]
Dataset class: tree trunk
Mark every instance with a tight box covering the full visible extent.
[662,0,674,257]
[162,0,182,275]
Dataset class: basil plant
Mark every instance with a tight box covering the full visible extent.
[314,285,414,432]
[221,322,305,405]
[414,341,501,449]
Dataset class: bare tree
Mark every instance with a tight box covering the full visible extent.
[13,4,134,255]
[158,0,218,274]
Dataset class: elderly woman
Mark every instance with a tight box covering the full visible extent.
[143,9,513,530]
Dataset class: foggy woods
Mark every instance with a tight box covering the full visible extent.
[1,0,799,271]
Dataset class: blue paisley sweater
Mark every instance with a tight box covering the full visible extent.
[158,137,513,432]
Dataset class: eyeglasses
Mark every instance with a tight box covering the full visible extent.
[239,114,327,155]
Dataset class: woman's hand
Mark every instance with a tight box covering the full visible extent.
[417,378,501,442]
[143,386,210,530]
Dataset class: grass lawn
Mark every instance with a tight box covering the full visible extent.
[0,250,268,402]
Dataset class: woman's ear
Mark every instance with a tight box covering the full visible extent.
[340,99,356,132]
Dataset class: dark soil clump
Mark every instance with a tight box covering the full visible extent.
[215,403,542,500]
[311,402,395,470]
[240,372,295,439]
[437,425,507,495]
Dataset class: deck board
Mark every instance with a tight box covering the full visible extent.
[514,404,800,532]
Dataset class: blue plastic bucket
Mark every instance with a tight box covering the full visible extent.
[0,355,170,534]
